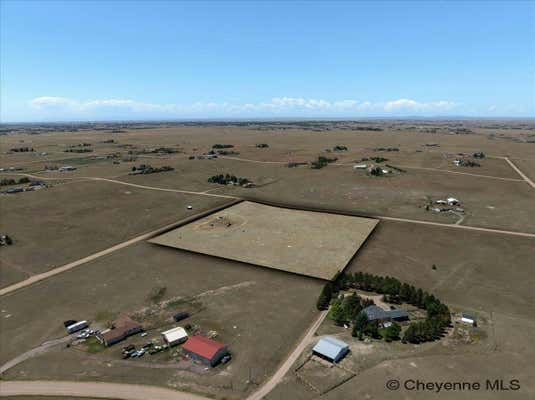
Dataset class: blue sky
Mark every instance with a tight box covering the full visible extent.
[1,1,533,122]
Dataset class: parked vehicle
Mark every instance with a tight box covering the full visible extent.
[63,320,77,328]
[173,312,190,322]
[66,320,88,334]
[122,344,135,353]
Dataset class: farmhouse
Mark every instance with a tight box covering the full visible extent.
[96,316,143,347]
[161,326,188,346]
[361,305,409,324]
[312,336,349,363]
[182,335,229,366]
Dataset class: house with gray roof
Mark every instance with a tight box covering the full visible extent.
[312,336,349,363]
[361,305,409,323]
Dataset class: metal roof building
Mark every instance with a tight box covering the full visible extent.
[161,326,188,346]
[182,335,229,366]
[312,336,349,363]
[361,305,409,322]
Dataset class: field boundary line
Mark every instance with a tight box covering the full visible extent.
[0,200,241,297]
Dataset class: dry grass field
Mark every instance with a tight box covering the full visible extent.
[1,121,534,399]
[150,201,378,280]
[0,180,229,288]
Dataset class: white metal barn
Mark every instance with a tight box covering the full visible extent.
[312,336,349,363]
[161,326,188,346]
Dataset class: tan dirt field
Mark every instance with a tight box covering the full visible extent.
[150,201,378,280]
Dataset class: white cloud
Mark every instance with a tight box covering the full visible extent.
[28,96,458,118]
[383,98,456,112]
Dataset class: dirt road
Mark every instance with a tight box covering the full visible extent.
[503,156,535,190]
[0,336,71,374]
[246,310,328,400]
[0,199,240,297]
[0,380,209,400]
[375,215,535,238]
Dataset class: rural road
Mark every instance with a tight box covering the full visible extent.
[375,215,535,238]
[0,381,209,400]
[503,157,535,190]
[0,336,71,374]
[0,200,240,297]
[246,310,329,400]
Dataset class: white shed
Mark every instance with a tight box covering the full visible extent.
[162,327,188,346]
[461,312,476,326]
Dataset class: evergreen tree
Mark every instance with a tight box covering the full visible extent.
[316,282,333,310]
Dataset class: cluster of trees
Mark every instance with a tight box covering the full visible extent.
[458,159,480,167]
[129,147,179,155]
[316,272,451,344]
[332,145,348,152]
[64,148,93,153]
[208,174,250,186]
[212,144,234,149]
[287,162,308,168]
[10,147,34,152]
[311,156,338,169]
[0,177,30,186]
[374,147,399,152]
[370,167,384,176]
[131,164,174,174]
[209,149,239,156]
[329,292,374,326]
[369,157,388,163]
[256,143,269,148]
[473,152,485,159]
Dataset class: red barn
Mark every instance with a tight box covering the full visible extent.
[182,335,229,366]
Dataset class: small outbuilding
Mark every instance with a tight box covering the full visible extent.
[313,336,349,363]
[461,312,476,326]
[182,335,229,366]
[162,326,188,346]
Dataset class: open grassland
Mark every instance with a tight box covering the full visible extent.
[0,180,228,288]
